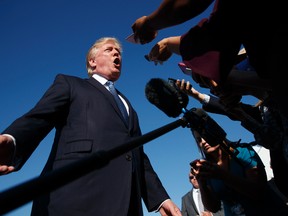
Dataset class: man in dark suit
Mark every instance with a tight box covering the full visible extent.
[181,170,224,216]
[0,37,181,216]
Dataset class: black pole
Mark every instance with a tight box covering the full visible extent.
[0,118,187,215]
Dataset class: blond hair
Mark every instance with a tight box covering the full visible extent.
[86,37,122,77]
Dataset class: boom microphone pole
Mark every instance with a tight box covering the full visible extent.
[0,115,188,215]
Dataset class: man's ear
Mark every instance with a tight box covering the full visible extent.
[89,59,97,67]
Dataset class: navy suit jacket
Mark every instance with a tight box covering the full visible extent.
[3,74,169,216]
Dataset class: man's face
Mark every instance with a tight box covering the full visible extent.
[92,41,122,81]
[189,173,199,189]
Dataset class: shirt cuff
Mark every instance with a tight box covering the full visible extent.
[2,134,16,145]
[2,134,17,166]
[201,94,210,105]
[156,199,170,212]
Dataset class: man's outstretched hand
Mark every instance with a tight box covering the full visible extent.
[0,135,15,175]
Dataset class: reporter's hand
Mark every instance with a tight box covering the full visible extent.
[0,135,15,175]
[175,79,204,100]
[190,159,225,180]
[146,38,172,64]
[132,16,158,44]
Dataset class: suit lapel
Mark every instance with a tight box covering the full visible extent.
[87,77,130,127]
[188,190,199,215]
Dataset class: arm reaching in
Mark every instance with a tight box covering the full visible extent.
[131,0,214,44]
[146,36,181,65]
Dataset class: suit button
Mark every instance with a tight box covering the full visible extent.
[125,154,132,161]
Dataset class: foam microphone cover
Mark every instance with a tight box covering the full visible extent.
[191,108,227,146]
[145,78,189,117]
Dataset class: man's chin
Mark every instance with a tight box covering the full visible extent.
[111,72,121,80]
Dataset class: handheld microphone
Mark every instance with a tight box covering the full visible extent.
[145,78,189,118]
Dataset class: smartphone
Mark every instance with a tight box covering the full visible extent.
[178,62,192,76]
[168,78,178,85]
[125,33,140,44]
[189,159,200,167]
[168,78,187,88]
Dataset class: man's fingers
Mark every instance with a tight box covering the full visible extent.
[0,165,15,175]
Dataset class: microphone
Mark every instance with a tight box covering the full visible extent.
[145,78,227,146]
[145,78,242,162]
[145,78,189,117]
[186,108,227,146]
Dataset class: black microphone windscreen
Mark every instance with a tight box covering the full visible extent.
[190,108,227,145]
[145,78,189,117]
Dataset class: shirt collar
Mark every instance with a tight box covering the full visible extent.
[193,188,200,193]
[92,74,108,85]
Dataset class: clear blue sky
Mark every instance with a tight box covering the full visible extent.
[0,1,260,215]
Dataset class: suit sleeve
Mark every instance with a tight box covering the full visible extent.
[203,95,262,123]
[2,74,70,170]
[181,195,189,216]
[202,95,229,116]
[141,150,170,212]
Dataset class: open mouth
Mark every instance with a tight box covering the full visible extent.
[114,58,121,67]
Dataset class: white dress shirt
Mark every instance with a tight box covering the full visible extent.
[192,188,205,214]
[92,74,129,114]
